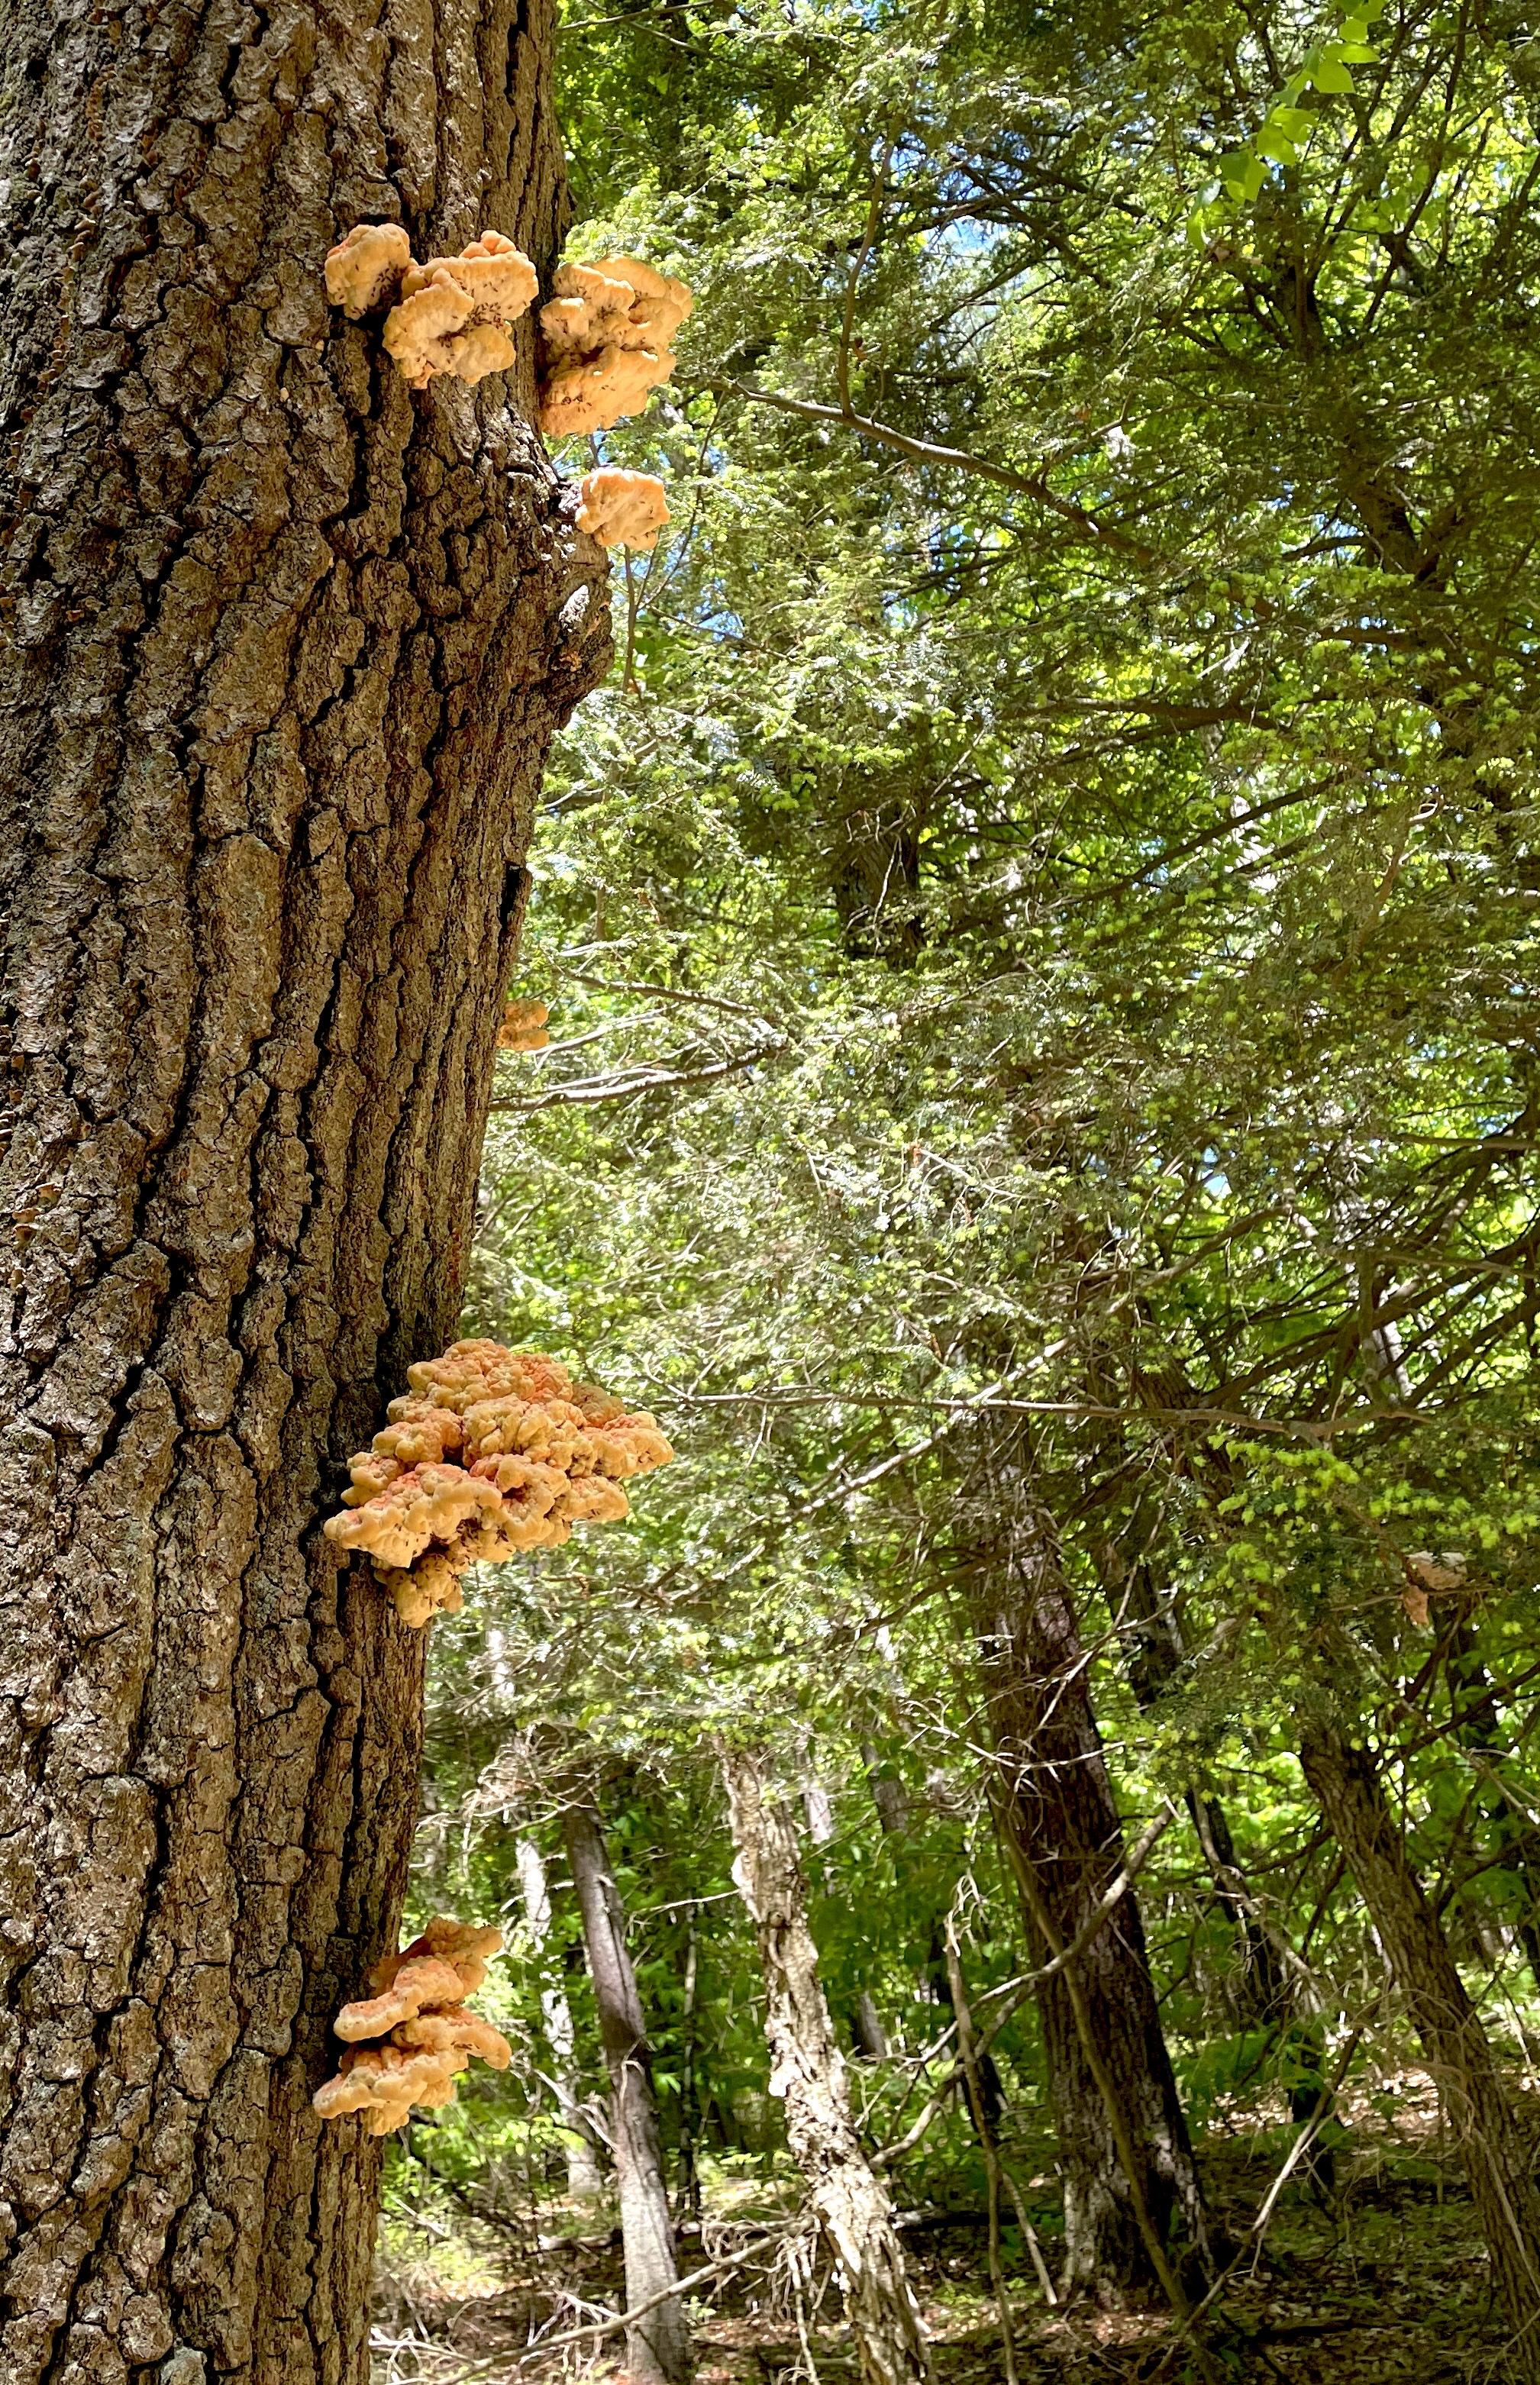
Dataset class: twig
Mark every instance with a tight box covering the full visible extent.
[405,2235,776,2380]
[709,378,1157,564]
[1144,2027,1366,2383]
[877,1802,1179,2165]
[489,1041,783,1114]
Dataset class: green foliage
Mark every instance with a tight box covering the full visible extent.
[412,0,1538,2253]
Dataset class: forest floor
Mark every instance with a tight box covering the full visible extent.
[371,2070,1540,2385]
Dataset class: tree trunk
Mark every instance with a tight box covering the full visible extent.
[0,2,609,2370]
[971,1483,1211,2306]
[1296,1715,1540,2378]
[515,1837,605,2200]
[561,1800,689,2385]
[722,1745,932,2385]
[676,1902,703,2223]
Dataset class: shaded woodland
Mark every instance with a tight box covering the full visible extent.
[2,0,1537,2380]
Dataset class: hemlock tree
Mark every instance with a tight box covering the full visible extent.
[965,1452,1212,2304]
[0,0,610,2374]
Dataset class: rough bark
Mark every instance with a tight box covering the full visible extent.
[1296,1715,1540,2380]
[561,1800,689,2385]
[722,1745,932,2385]
[970,1482,1211,2306]
[0,0,610,2373]
[515,1838,605,2201]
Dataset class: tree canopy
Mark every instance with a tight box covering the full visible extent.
[373,0,1540,2374]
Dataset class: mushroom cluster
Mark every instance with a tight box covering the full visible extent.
[324,224,538,389]
[498,996,550,1052]
[537,256,693,437]
[323,1340,673,1626]
[314,1918,512,2135]
[576,468,670,553]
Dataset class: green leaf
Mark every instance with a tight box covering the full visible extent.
[1221,148,1267,200]
[1309,56,1355,91]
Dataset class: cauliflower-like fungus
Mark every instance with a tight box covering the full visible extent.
[576,467,670,552]
[402,231,539,321]
[384,230,538,389]
[324,1460,507,1573]
[324,221,412,318]
[323,1340,673,1625]
[498,997,550,1052]
[333,1956,467,2041]
[326,224,537,388]
[316,1917,512,2135]
[537,253,694,437]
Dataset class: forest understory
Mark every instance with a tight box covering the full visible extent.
[373,2066,1540,2385]
[4,0,1538,2377]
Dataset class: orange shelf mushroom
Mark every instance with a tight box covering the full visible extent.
[498,996,550,1052]
[324,224,538,389]
[537,254,693,437]
[576,468,670,552]
[315,1919,511,2135]
[323,1339,673,1626]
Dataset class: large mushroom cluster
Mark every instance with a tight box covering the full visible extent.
[324,224,538,389]
[323,230,690,556]
[314,1919,511,2135]
[536,256,693,437]
[323,1339,673,1627]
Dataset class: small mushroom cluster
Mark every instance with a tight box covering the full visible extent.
[314,1918,512,2135]
[324,224,538,388]
[537,257,693,437]
[576,467,670,553]
[323,1339,673,1626]
[323,230,689,554]
[498,996,550,1052]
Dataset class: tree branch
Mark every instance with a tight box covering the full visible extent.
[708,379,1157,564]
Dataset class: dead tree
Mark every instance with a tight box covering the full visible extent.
[722,1744,932,2385]
[562,1798,691,2385]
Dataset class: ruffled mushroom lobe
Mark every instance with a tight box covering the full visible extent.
[315,1917,513,2134]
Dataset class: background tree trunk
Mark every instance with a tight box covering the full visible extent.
[722,1744,932,2385]
[1296,1715,1540,2379]
[969,1468,1211,2306]
[561,1799,690,2385]
[0,0,609,2371]
[515,1837,605,2200]
[1088,1493,1296,2028]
